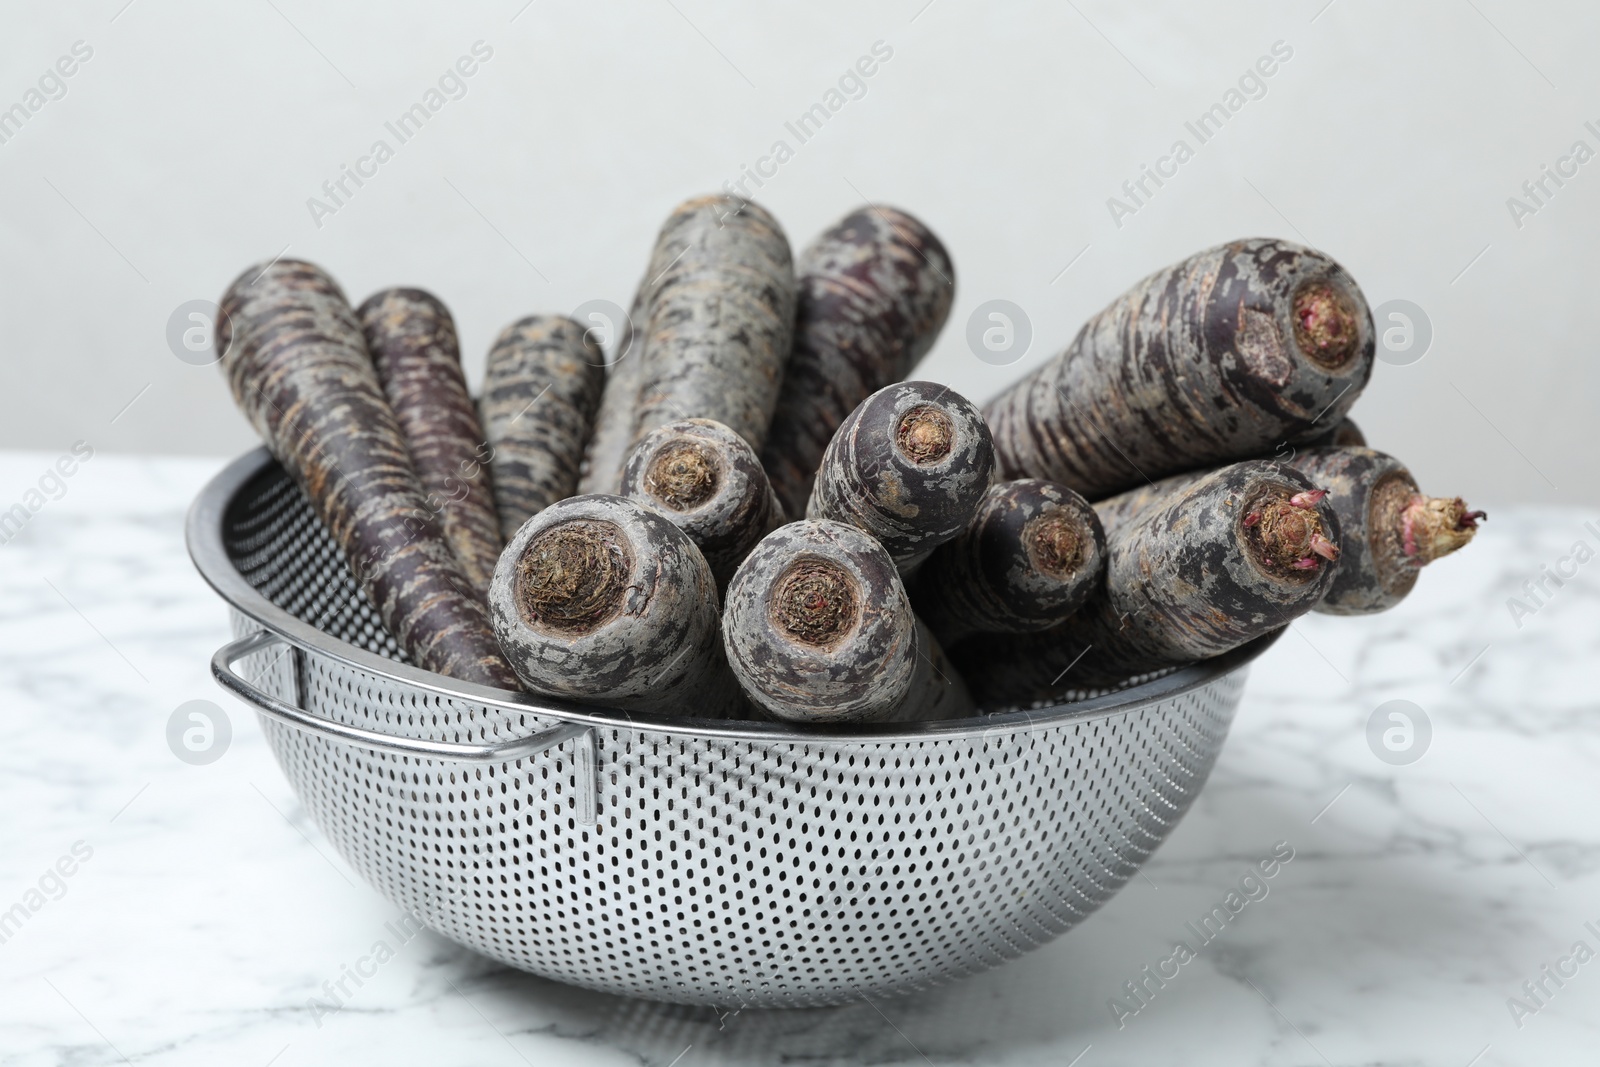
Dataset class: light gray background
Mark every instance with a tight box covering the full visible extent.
[2,0,1594,505]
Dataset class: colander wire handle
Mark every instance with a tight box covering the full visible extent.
[212,631,598,809]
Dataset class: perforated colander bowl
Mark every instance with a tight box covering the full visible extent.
[187,448,1270,1008]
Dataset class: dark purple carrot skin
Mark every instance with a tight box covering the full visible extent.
[487,494,744,717]
[806,381,995,573]
[577,285,646,496]
[908,479,1105,647]
[760,205,955,517]
[1285,446,1482,616]
[721,520,971,724]
[954,461,1341,706]
[620,418,784,593]
[357,288,503,599]
[217,260,519,688]
[479,315,606,537]
[984,238,1376,498]
[633,196,796,452]
[1092,469,1207,539]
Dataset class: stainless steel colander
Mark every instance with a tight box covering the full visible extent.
[187,448,1270,1008]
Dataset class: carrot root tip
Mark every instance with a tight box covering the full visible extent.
[1402,495,1482,567]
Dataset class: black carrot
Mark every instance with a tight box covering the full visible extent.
[358,287,502,598]
[487,494,744,717]
[984,238,1375,498]
[721,520,972,724]
[761,205,955,517]
[620,418,784,592]
[806,381,994,572]
[908,479,1104,648]
[633,195,796,451]
[217,260,519,688]
[478,315,606,536]
[1285,446,1482,615]
[1094,444,1481,616]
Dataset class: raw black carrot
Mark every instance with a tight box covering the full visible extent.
[633,195,796,451]
[217,260,519,688]
[479,315,606,536]
[721,520,973,724]
[620,417,784,592]
[760,205,955,517]
[1285,446,1482,615]
[806,381,995,572]
[357,287,502,598]
[1093,443,1479,616]
[577,286,646,495]
[984,238,1375,498]
[487,494,744,716]
[954,460,1341,705]
[907,479,1105,647]
[1093,463,1340,540]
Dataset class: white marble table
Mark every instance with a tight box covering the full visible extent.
[1,452,1595,1066]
